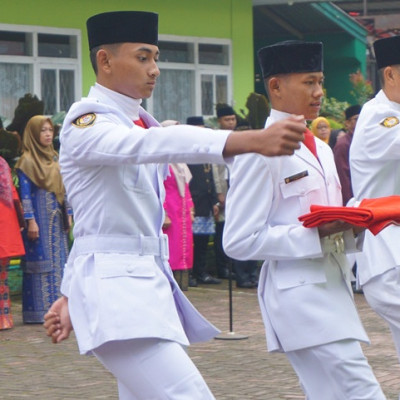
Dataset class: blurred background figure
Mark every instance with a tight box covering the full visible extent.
[15,116,71,323]
[216,105,258,288]
[334,104,361,206]
[213,106,234,280]
[310,116,331,144]
[187,116,221,287]
[161,120,195,291]
[0,117,22,168]
[334,104,362,294]
[0,155,25,330]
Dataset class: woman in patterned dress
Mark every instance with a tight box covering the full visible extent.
[15,116,71,323]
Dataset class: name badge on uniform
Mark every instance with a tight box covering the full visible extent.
[284,170,308,184]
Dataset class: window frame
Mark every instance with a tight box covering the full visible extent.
[147,34,232,119]
[0,23,81,119]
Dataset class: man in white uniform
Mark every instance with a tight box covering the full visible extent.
[43,11,307,400]
[350,35,400,370]
[223,40,385,399]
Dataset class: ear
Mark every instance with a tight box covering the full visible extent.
[96,48,112,74]
[268,77,282,98]
[383,66,395,86]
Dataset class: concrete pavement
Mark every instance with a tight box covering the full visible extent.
[1,284,399,399]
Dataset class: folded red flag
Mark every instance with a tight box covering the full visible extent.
[298,195,400,235]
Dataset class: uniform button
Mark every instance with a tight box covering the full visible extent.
[299,278,306,284]
[203,146,210,152]
[127,267,134,274]
[193,144,200,152]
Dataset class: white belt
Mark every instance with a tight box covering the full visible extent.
[73,234,169,260]
[321,233,345,254]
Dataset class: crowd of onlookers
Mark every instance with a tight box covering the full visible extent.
[0,95,365,332]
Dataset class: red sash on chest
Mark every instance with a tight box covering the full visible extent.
[303,128,318,159]
[133,118,147,129]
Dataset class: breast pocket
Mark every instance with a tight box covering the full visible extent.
[279,175,322,213]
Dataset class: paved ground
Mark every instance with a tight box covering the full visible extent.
[2,282,400,399]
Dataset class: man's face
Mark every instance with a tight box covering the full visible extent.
[218,115,237,130]
[278,72,324,120]
[106,42,160,99]
[344,114,359,135]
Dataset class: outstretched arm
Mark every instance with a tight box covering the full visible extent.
[223,115,305,158]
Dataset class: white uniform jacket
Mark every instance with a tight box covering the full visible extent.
[350,90,400,285]
[59,84,230,354]
[223,109,368,352]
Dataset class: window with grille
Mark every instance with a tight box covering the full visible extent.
[0,24,80,123]
[146,36,232,123]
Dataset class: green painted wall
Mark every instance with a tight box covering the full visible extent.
[254,33,366,103]
[308,33,366,103]
[1,0,254,113]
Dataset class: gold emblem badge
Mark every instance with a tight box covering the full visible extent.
[72,113,96,128]
[380,116,399,128]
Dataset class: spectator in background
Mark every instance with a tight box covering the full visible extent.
[310,116,331,144]
[213,106,234,280]
[216,106,258,288]
[0,118,22,168]
[0,156,25,330]
[333,104,361,206]
[161,119,195,291]
[15,116,71,323]
[187,116,222,286]
[334,105,362,294]
[6,94,44,142]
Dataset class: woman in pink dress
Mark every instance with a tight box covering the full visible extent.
[163,162,194,291]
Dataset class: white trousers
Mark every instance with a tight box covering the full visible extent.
[363,267,400,361]
[286,339,386,400]
[92,338,215,400]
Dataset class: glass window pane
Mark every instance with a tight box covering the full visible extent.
[199,44,229,65]
[0,63,32,121]
[153,69,194,123]
[41,69,57,115]
[158,41,194,63]
[59,70,75,112]
[0,31,32,56]
[38,34,77,58]
[216,75,228,104]
[201,75,214,116]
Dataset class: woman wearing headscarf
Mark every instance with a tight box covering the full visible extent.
[15,115,71,323]
[0,156,25,329]
[310,117,331,144]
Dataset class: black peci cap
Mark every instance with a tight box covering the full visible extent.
[345,105,361,120]
[217,106,235,118]
[373,36,400,70]
[87,11,158,50]
[257,40,323,79]
[186,116,205,126]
